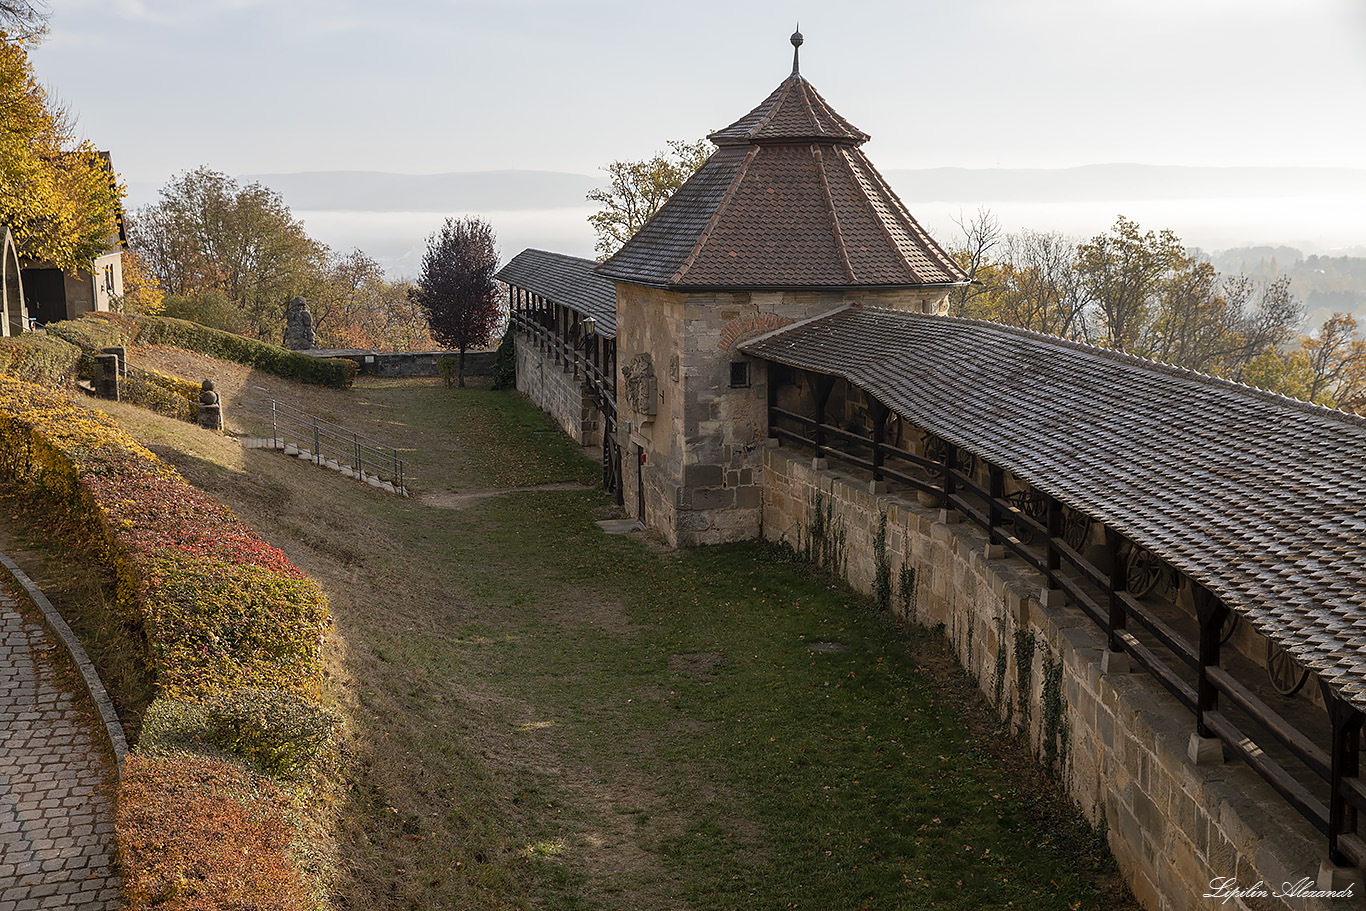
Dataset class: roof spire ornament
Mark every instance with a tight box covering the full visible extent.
[791,25,803,76]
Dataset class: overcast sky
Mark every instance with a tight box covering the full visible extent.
[24,0,1366,265]
[32,0,1366,179]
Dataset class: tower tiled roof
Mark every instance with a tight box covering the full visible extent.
[596,37,965,292]
[707,73,869,146]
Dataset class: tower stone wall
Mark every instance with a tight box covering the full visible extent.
[616,285,951,546]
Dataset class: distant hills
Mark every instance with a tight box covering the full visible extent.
[241,169,600,213]
[120,164,1365,294]
[189,164,1366,214]
[884,164,1366,202]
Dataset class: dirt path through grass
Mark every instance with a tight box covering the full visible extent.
[104,355,1135,910]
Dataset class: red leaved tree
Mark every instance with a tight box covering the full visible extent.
[408,216,502,386]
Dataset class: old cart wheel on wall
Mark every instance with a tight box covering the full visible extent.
[1266,639,1310,697]
[1062,506,1091,551]
[1006,487,1047,545]
[1125,545,1166,598]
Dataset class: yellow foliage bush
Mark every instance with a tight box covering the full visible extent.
[117,754,315,911]
[0,374,331,907]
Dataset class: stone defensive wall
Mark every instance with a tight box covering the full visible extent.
[309,348,496,378]
[763,446,1343,911]
[514,333,602,447]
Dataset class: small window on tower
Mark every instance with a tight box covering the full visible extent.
[729,361,751,388]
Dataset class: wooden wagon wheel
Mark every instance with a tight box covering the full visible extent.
[1062,507,1090,551]
[1266,639,1310,697]
[954,448,977,477]
[1124,546,1165,598]
[1006,488,1047,545]
[921,432,945,464]
[1219,609,1240,645]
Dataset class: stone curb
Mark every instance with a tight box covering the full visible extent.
[0,549,129,771]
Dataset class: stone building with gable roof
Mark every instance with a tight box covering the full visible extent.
[594,30,967,546]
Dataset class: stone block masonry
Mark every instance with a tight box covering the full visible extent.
[515,335,602,447]
[763,446,1348,911]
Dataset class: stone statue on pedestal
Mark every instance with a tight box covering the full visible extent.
[283,297,317,350]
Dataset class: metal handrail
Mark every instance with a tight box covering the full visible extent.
[268,399,407,493]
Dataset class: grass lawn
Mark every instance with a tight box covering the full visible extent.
[25,368,1135,910]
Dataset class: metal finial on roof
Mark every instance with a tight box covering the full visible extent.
[791,26,803,75]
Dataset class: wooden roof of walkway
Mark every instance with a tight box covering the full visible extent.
[741,305,1366,712]
[496,249,618,338]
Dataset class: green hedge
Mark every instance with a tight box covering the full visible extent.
[122,366,200,422]
[0,333,83,385]
[204,688,339,777]
[113,314,356,388]
[46,316,131,352]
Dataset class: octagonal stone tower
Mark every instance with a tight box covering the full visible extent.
[597,32,967,546]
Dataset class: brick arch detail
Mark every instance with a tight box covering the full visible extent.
[719,312,794,352]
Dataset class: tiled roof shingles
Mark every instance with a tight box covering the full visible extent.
[495,249,618,337]
[597,70,966,291]
[741,307,1366,712]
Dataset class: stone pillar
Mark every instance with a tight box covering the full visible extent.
[92,353,119,401]
[100,346,126,375]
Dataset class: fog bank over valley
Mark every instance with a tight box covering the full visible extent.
[125,165,1365,280]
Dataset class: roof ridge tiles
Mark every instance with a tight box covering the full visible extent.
[847,147,962,282]
[861,307,1366,431]
[669,145,761,285]
[811,146,856,282]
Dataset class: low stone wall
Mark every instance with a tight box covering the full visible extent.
[763,446,1345,911]
[307,349,496,378]
[514,335,601,446]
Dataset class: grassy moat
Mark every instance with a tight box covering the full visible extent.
[6,356,1136,910]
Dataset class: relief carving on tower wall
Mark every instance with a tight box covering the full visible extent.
[622,353,658,415]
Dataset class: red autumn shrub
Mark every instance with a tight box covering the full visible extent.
[117,754,315,911]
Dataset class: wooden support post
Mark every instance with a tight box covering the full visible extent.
[942,441,957,507]
[1193,584,1228,739]
[537,294,546,350]
[553,301,561,364]
[988,464,1004,545]
[767,363,780,441]
[870,400,888,483]
[1104,526,1129,653]
[1046,496,1062,588]
[1324,687,1365,867]
[571,314,580,379]
[812,374,834,461]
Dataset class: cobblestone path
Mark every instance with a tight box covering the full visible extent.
[0,590,119,909]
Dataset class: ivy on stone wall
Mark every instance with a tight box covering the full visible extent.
[898,562,917,619]
[1014,628,1036,735]
[873,510,891,613]
[799,485,846,577]
[993,615,1009,711]
[1041,651,1071,779]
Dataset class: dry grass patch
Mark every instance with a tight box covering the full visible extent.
[98,358,1134,910]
